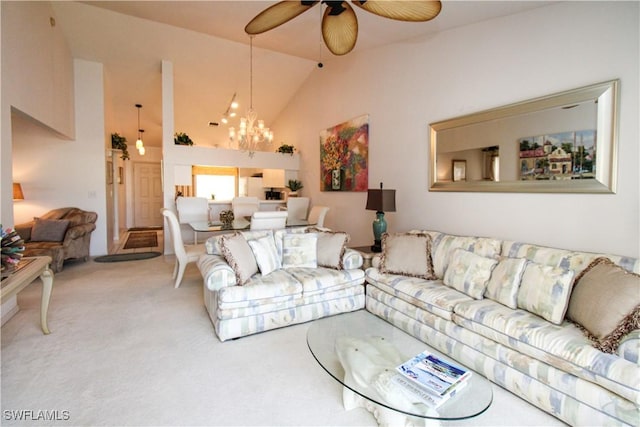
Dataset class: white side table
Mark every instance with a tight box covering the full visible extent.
[1,256,54,334]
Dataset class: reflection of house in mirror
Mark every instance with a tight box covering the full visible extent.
[519,130,596,180]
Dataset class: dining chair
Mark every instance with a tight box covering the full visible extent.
[176,196,209,224]
[250,211,289,230]
[161,208,206,288]
[281,197,310,220]
[232,196,260,218]
[307,206,330,228]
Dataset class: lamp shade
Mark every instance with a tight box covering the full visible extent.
[366,188,396,212]
[12,183,24,201]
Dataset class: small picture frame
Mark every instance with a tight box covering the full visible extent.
[452,160,466,182]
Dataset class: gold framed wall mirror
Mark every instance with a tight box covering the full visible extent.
[429,80,619,193]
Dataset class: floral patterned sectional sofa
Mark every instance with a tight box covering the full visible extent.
[197,227,365,341]
[365,230,639,426]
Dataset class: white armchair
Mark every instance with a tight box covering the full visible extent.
[250,211,288,230]
[281,197,310,220]
[232,197,260,218]
[308,206,330,228]
[176,197,209,224]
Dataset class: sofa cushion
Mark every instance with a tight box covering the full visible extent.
[567,257,640,353]
[431,234,501,279]
[453,299,640,404]
[31,218,70,242]
[220,233,259,285]
[365,268,473,321]
[286,266,365,296]
[308,228,349,270]
[501,240,640,275]
[380,232,435,280]
[517,262,575,325]
[218,269,303,303]
[443,248,497,299]
[247,233,281,276]
[484,257,528,309]
[282,233,318,268]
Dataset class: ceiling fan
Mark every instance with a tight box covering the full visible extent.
[245,1,442,56]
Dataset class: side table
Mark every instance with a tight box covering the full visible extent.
[1,256,54,334]
[350,246,378,270]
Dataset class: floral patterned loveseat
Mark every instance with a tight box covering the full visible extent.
[365,230,639,426]
[197,227,365,341]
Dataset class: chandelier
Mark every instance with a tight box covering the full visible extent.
[229,36,273,156]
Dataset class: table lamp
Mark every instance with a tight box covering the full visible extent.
[365,182,396,252]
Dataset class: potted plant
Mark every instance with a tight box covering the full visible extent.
[276,144,295,155]
[286,179,303,196]
[111,133,130,160]
[174,132,194,146]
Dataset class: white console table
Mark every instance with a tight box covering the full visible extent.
[1,256,54,334]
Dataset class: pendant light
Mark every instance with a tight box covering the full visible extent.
[135,104,145,156]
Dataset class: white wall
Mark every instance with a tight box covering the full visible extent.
[1,1,75,227]
[274,1,639,257]
[12,59,108,256]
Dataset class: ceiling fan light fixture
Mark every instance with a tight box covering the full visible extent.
[246,1,442,56]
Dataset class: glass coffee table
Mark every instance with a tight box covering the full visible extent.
[307,310,492,425]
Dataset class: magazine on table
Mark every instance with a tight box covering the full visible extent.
[396,351,472,397]
[391,373,468,408]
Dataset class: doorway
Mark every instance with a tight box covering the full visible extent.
[133,162,163,228]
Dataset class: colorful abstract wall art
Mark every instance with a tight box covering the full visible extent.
[320,114,369,192]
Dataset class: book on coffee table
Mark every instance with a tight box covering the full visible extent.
[396,351,472,398]
[391,373,468,408]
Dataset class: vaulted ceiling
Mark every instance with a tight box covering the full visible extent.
[52,1,552,149]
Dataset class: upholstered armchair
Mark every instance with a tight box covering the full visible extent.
[15,207,98,273]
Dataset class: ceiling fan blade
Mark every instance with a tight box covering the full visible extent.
[245,1,319,35]
[352,0,442,22]
[322,2,358,55]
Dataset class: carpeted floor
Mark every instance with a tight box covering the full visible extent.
[123,231,158,249]
[1,257,565,426]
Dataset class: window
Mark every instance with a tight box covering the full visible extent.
[193,166,238,201]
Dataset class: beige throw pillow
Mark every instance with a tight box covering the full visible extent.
[567,257,640,353]
[220,233,259,285]
[31,218,70,242]
[380,233,435,280]
[308,228,349,270]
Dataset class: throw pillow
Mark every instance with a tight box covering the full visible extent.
[282,233,318,268]
[205,235,224,255]
[219,233,259,285]
[247,234,282,276]
[31,218,70,242]
[516,262,575,325]
[443,248,498,299]
[484,257,528,309]
[379,233,435,280]
[567,257,640,353]
[308,228,349,270]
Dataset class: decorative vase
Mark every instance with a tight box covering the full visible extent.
[219,210,234,228]
[331,169,342,190]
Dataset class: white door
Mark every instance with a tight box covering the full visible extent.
[133,162,163,227]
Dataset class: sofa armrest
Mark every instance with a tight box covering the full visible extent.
[197,254,236,291]
[371,254,382,268]
[343,248,363,270]
[64,223,97,242]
